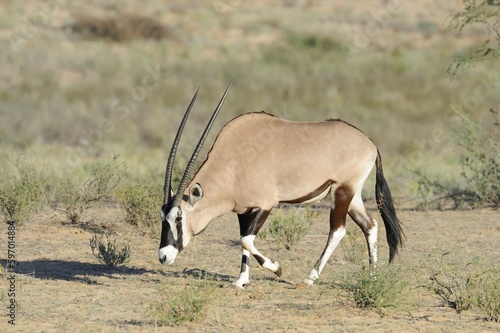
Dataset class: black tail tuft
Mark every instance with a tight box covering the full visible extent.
[375,150,404,262]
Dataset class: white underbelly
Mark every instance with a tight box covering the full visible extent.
[298,185,331,204]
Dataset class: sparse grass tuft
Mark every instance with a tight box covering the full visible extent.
[89,233,131,268]
[428,253,500,320]
[341,227,366,264]
[471,267,500,322]
[335,264,408,310]
[151,281,216,326]
[259,208,317,250]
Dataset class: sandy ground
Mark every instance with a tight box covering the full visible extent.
[1,207,499,332]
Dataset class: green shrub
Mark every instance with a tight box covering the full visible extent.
[454,109,500,207]
[69,12,170,42]
[118,180,161,236]
[286,32,343,53]
[414,109,499,209]
[0,157,47,224]
[448,0,499,74]
[53,156,125,223]
[335,264,407,310]
[259,208,317,250]
[428,254,500,320]
[429,266,475,311]
[151,282,215,326]
[89,233,130,268]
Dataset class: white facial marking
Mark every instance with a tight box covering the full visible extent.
[158,245,179,265]
[166,207,181,241]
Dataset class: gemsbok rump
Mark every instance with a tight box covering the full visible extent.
[159,84,404,288]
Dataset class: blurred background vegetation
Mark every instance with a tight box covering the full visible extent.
[0,0,498,210]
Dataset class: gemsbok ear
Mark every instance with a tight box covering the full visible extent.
[189,183,203,206]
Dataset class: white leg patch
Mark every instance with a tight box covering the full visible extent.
[233,249,251,289]
[241,235,280,275]
[368,222,378,266]
[305,226,346,285]
[234,271,250,289]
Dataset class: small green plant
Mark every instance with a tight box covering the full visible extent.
[118,180,161,236]
[259,208,317,250]
[53,156,125,223]
[0,157,47,224]
[335,264,407,310]
[151,282,215,326]
[89,233,130,268]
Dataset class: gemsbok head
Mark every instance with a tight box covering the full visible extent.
[159,83,404,288]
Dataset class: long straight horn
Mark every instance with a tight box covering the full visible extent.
[172,82,232,207]
[163,88,200,205]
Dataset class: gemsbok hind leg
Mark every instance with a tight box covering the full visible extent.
[234,208,281,288]
[304,186,353,285]
[348,192,378,267]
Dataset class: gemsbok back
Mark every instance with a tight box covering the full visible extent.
[159,84,404,288]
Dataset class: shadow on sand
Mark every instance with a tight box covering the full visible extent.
[0,259,237,284]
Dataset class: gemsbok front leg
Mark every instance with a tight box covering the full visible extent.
[234,208,281,288]
[304,186,353,285]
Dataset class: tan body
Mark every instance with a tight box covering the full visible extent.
[159,87,403,288]
[190,113,376,225]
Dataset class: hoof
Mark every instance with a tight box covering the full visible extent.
[232,283,246,290]
[274,265,282,277]
[302,277,316,286]
[232,279,249,289]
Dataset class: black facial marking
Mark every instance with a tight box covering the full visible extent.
[159,205,184,251]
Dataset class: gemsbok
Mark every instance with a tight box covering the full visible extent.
[159,83,404,288]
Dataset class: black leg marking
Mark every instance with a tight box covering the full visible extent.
[241,254,249,273]
[254,254,266,266]
[238,209,270,237]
